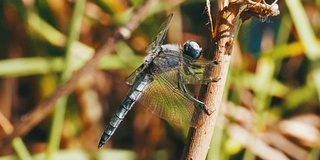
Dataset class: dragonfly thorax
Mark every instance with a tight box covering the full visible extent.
[183,40,202,59]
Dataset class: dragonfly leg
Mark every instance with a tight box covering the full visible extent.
[183,65,201,81]
[184,65,220,83]
[177,70,214,115]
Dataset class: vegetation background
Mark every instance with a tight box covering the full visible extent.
[0,0,319,159]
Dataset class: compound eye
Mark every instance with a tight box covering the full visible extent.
[183,40,202,59]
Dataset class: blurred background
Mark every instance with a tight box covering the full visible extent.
[0,0,320,159]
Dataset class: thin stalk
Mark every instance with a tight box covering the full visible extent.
[182,2,244,159]
[45,0,86,160]
[285,0,320,60]
[12,137,33,160]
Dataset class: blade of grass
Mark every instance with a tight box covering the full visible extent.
[285,0,320,60]
[311,69,320,104]
[0,54,142,78]
[28,11,66,47]
[0,57,64,77]
[45,0,86,160]
[275,15,291,46]
[12,137,33,160]
[286,0,320,105]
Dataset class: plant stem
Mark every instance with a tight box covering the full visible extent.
[181,0,280,159]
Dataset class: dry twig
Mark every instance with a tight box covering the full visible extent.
[181,0,280,159]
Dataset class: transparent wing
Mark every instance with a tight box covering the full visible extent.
[181,56,219,84]
[146,13,174,52]
[126,64,146,86]
[153,52,218,85]
[127,14,174,85]
[137,70,203,127]
[127,53,217,126]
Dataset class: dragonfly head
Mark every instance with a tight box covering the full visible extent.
[183,40,202,59]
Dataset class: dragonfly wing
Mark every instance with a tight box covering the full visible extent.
[128,14,174,85]
[146,14,174,53]
[126,64,146,85]
[181,57,219,84]
[137,71,203,127]
[152,52,219,85]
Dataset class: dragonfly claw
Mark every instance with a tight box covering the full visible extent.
[205,108,215,115]
[211,77,221,82]
[199,103,215,115]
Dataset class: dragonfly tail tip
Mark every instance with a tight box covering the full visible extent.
[98,141,104,148]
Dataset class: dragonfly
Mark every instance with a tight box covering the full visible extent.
[98,13,219,148]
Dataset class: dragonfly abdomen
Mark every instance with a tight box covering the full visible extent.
[98,74,153,148]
